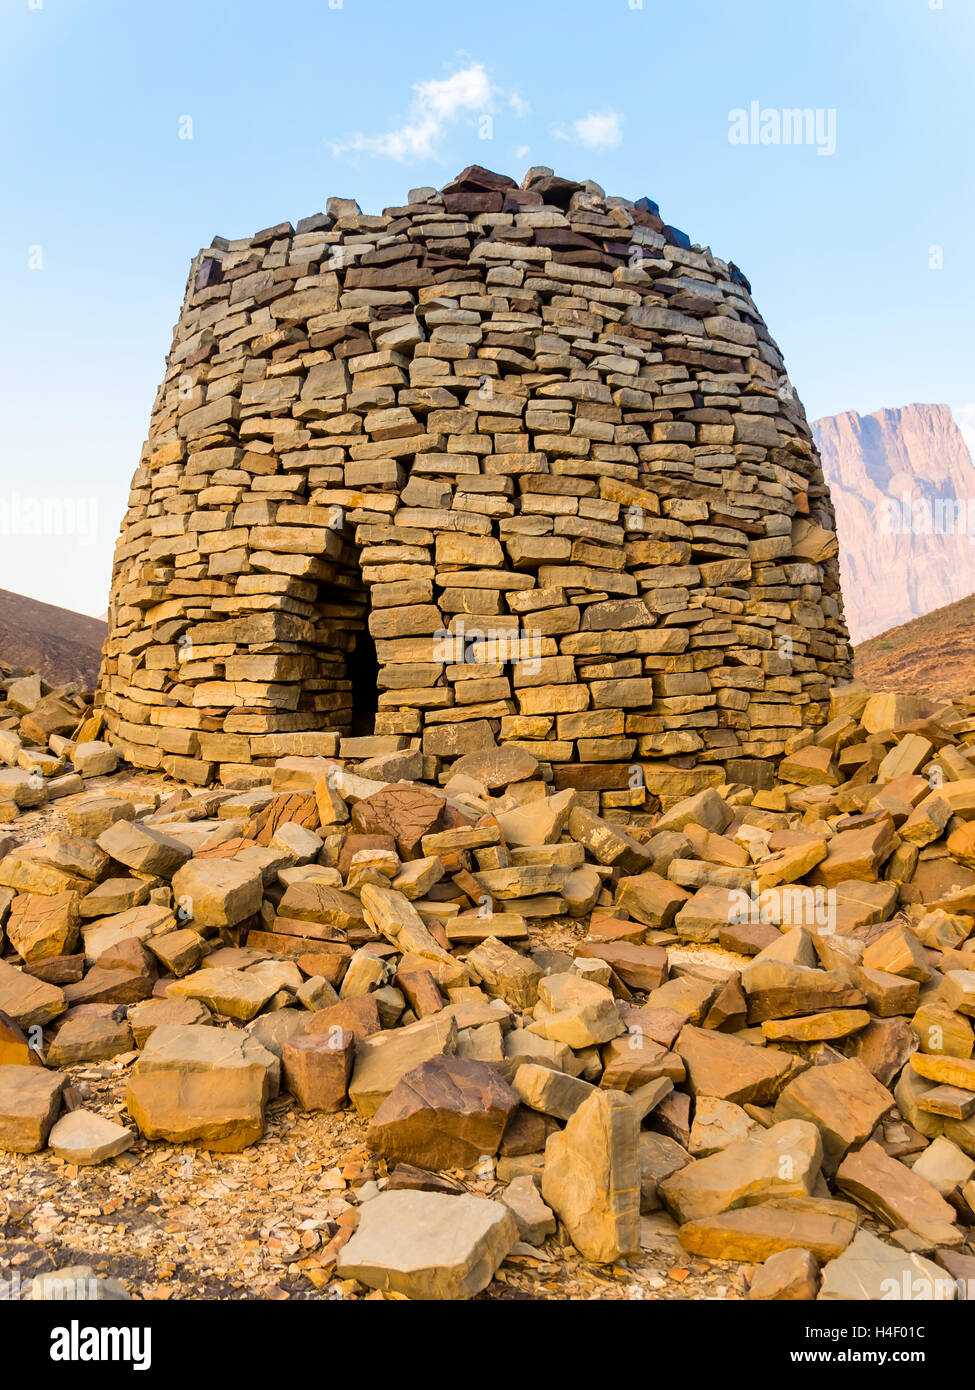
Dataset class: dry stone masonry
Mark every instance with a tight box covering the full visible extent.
[97,166,851,799]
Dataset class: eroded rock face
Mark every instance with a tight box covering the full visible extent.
[814,402,975,644]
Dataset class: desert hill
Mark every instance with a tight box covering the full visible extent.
[0,588,106,688]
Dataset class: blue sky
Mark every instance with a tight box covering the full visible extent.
[1,0,973,616]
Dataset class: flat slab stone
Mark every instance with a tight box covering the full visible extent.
[761,1009,871,1044]
[0,959,66,1029]
[452,747,538,790]
[47,1013,133,1066]
[168,968,278,1022]
[819,1229,956,1301]
[97,819,191,878]
[127,997,212,1049]
[675,1025,793,1106]
[774,1057,894,1171]
[659,1120,823,1224]
[835,1139,963,1247]
[743,960,867,1023]
[678,1196,859,1263]
[336,1189,517,1300]
[48,1109,135,1165]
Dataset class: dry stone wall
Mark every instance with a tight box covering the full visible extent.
[97,165,852,807]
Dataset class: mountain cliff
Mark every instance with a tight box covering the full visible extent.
[813,402,975,643]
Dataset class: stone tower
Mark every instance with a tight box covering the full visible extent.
[96,166,852,805]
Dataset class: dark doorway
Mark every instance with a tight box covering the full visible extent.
[346,624,379,738]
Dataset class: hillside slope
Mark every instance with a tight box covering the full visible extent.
[855,590,975,701]
[0,588,106,687]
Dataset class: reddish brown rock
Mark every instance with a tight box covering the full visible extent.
[351,785,445,858]
[573,941,667,992]
[250,793,320,847]
[305,995,381,1043]
[367,1055,519,1170]
[282,1029,354,1112]
[499,1106,556,1156]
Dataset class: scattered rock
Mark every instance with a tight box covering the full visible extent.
[336,1189,518,1300]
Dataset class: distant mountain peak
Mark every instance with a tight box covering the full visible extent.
[813,403,975,644]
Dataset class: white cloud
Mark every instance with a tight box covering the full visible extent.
[330,62,527,162]
[515,144,531,160]
[955,404,975,464]
[419,65,493,121]
[554,109,624,150]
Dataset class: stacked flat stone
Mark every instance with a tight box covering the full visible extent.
[96,165,852,804]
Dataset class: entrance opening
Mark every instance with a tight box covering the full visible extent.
[347,623,379,738]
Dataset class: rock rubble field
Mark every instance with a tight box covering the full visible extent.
[4,661,975,1302]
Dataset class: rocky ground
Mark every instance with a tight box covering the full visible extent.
[4,664,975,1302]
